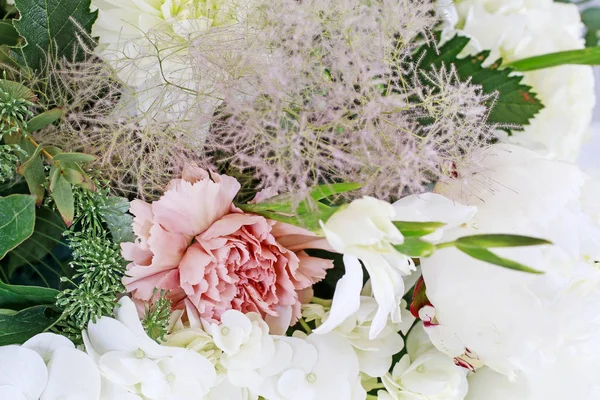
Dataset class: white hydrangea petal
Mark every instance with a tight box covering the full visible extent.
[40,347,101,400]
[277,368,315,400]
[87,317,141,354]
[99,351,153,387]
[114,297,148,337]
[23,332,75,364]
[313,254,363,334]
[0,385,28,400]
[0,345,48,399]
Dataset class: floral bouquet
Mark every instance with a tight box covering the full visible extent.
[1,0,600,398]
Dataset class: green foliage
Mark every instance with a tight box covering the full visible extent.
[0,305,60,345]
[26,107,63,132]
[415,35,544,129]
[11,0,98,70]
[392,221,446,238]
[0,281,58,310]
[55,233,126,342]
[393,238,436,257]
[0,21,19,46]
[507,46,600,71]
[0,145,19,182]
[582,8,600,47]
[455,245,543,274]
[239,183,361,232]
[98,196,135,244]
[454,234,551,248]
[142,291,172,342]
[0,194,36,260]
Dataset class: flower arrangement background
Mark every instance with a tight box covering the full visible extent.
[1,0,600,399]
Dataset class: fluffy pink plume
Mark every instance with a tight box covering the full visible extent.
[121,166,333,333]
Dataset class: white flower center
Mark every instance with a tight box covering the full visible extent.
[135,348,146,359]
[221,326,230,336]
[306,373,317,383]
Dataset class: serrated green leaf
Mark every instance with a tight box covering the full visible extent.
[53,152,96,163]
[5,207,65,273]
[49,174,74,227]
[0,194,35,260]
[415,35,544,129]
[393,221,446,237]
[0,21,20,46]
[99,197,135,243]
[394,238,436,257]
[507,47,600,72]
[456,234,551,248]
[456,244,543,274]
[26,108,63,132]
[0,305,59,345]
[0,281,58,310]
[11,0,98,70]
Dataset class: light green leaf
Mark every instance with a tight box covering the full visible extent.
[393,221,446,238]
[0,79,36,102]
[456,244,543,274]
[507,47,600,72]
[0,194,36,260]
[11,0,98,70]
[63,167,85,185]
[582,8,600,47]
[394,238,436,257]
[53,152,97,164]
[49,174,74,227]
[13,137,45,204]
[309,183,361,201]
[99,197,135,243]
[456,234,551,248]
[0,281,58,310]
[26,108,63,132]
[0,21,20,46]
[16,142,43,175]
[0,305,59,345]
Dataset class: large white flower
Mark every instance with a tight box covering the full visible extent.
[420,144,600,398]
[0,333,101,400]
[442,0,595,162]
[84,296,217,400]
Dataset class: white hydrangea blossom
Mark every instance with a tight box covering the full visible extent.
[441,0,595,162]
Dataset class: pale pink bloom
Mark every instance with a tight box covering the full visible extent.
[121,167,333,333]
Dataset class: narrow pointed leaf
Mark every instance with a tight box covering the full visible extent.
[507,47,600,71]
[310,183,362,201]
[53,152,97,163]
[393,221,446,237]
[49,175,74,227]
[456,234,551,248]
[0,194,36,260]
[394,238,436,257]
[16,143,43,175]
[0,282,58,310]
[26,108,63,132]
[456,245,543,274]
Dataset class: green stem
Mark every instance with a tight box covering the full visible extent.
[435,240,456,250]
[311,297,333,307]
[298,318,313,334]
[506,47,600,72]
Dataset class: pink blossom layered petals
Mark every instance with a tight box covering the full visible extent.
[271,222,334,252]
[294,252,334,290]
[146,224,189,269]
[130,200,154,249]
[121,242,152,266]
[124,269,182,301]
[152,171,241,236]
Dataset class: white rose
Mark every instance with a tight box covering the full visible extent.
[0,333,101,400]
[420,144,600,398]
[445,0,595,162]
[316,197,414,339]
[84,296,217,400]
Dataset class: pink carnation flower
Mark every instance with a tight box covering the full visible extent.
[121,167,333,333]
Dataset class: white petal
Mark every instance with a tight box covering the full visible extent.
[277,368,315,400]
[87,317,140,354]
[40,347,101,400]
[313,254,363,334]
[0,345,48,399]
[0,385,28,400]
[23,332,75,363]
[115,296,148,337]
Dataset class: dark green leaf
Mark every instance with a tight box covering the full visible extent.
[53,152,97,164]
[49,174,74,227]
[5,207,65,273]
[456,234,551,248]
[415,35,543,129]
[26,108,63,132]
[582,8,600,47]
[0,21,20,46]
[393,221,446,237]
[0,281,58,310]
[0,194,35,260]
[394,238,436,257]
[507,47,600,72]
[456,244,543,274]
[0,305,59,345]
[99,197,135,243]
[11,0,98,70]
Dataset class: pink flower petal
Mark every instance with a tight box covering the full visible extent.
[271,222,334,252]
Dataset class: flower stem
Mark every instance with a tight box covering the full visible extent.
[298,318,313,334]
[311,297,333,307]
[435,240,456,250]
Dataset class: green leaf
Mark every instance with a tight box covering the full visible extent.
[99,197,135,243]
[0,21,20,46]
[11,0,98,70]
[49,174,74,227]
[5,207,65,274]
[456,234,551,248]
[507,47,600,72]
[16,142,43,175]
[19,139,46,204]
[415,35,544,129]
[0,305,59,345]
[393,238,436,257]
[0,194,35,260]
[53,152,97,164]
[456,244,543,274]
[0,281,58,310]
[309,183,361,201]
[26,108,63,132]
[393,221,446,238]
[582,8,600,47]
[0,79,36,102]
